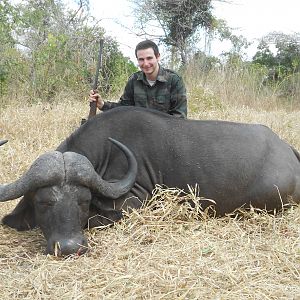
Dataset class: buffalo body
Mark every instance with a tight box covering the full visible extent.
[1,107,299,255]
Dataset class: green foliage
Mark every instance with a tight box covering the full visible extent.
[192,51,221,72]
[0,0,21,96]
[183,51,291,111]
[252,33,300,99]
[188,85,223,113]
[252,41,276,69]
[100,38,137,97]
[253,33,300,80]
[0,0,137,103]
[0,0,18,45]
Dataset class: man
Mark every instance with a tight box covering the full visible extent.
[89,40,187,118]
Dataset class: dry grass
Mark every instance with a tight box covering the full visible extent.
[0,95,300,299]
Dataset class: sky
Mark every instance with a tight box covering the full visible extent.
[89,0,299,61]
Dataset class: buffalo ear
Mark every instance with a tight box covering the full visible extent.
[2,194,36,231]
[87,198,123,227]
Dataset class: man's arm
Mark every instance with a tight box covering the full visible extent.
[99,75,136,111]
[169,76,187,118]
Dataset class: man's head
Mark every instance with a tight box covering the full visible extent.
[135,40,160,58]
[135,40,160,80]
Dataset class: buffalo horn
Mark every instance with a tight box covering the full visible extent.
[0,151,64,202]
[0,140,8,146]
[64,138,138,199]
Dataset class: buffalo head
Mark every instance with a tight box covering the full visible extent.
[0,138,137,256]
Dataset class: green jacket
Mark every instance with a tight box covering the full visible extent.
[101,66,187,118]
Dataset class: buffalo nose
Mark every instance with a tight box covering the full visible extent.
[47,235,88,256]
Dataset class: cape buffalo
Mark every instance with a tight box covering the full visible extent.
[1,107,299,256]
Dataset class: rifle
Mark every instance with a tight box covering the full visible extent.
[81,39,104,125]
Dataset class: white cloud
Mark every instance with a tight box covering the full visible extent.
[89,0,300,60]
[212,0,299,58]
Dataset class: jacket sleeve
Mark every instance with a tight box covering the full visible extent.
[169,76,187,118]
[101,75,135,111]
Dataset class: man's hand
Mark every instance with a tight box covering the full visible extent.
[88,90,104,110]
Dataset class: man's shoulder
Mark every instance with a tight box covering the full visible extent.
[128,71,143,81]
[158,66,183,82]
[161,66,180,76]
[160,67,181,79]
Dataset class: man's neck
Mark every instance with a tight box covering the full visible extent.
[145,65,160,81]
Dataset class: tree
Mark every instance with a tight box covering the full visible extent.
[0,0,137,102]
[0,0,18,45]
[131,0,215,65]
[252,32,300,99]
[253,32,300,81]
[0,0,21,95]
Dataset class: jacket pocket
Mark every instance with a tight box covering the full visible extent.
[152,95,170,111]
[134,94,148,107]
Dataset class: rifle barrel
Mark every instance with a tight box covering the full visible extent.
[88,39,104,120]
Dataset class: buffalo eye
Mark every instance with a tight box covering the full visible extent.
[77,198,90,210]
[34,199,56,215]
[36,199,56,206]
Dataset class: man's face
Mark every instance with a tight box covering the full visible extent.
[136,47,160,80]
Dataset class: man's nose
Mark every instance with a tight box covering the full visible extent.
[143,60,151,66]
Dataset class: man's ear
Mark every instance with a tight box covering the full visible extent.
[2,194,36,231]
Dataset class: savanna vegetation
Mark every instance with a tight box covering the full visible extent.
[0,0,299,299]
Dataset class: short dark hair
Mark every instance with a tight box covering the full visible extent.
[135,40,160,58]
